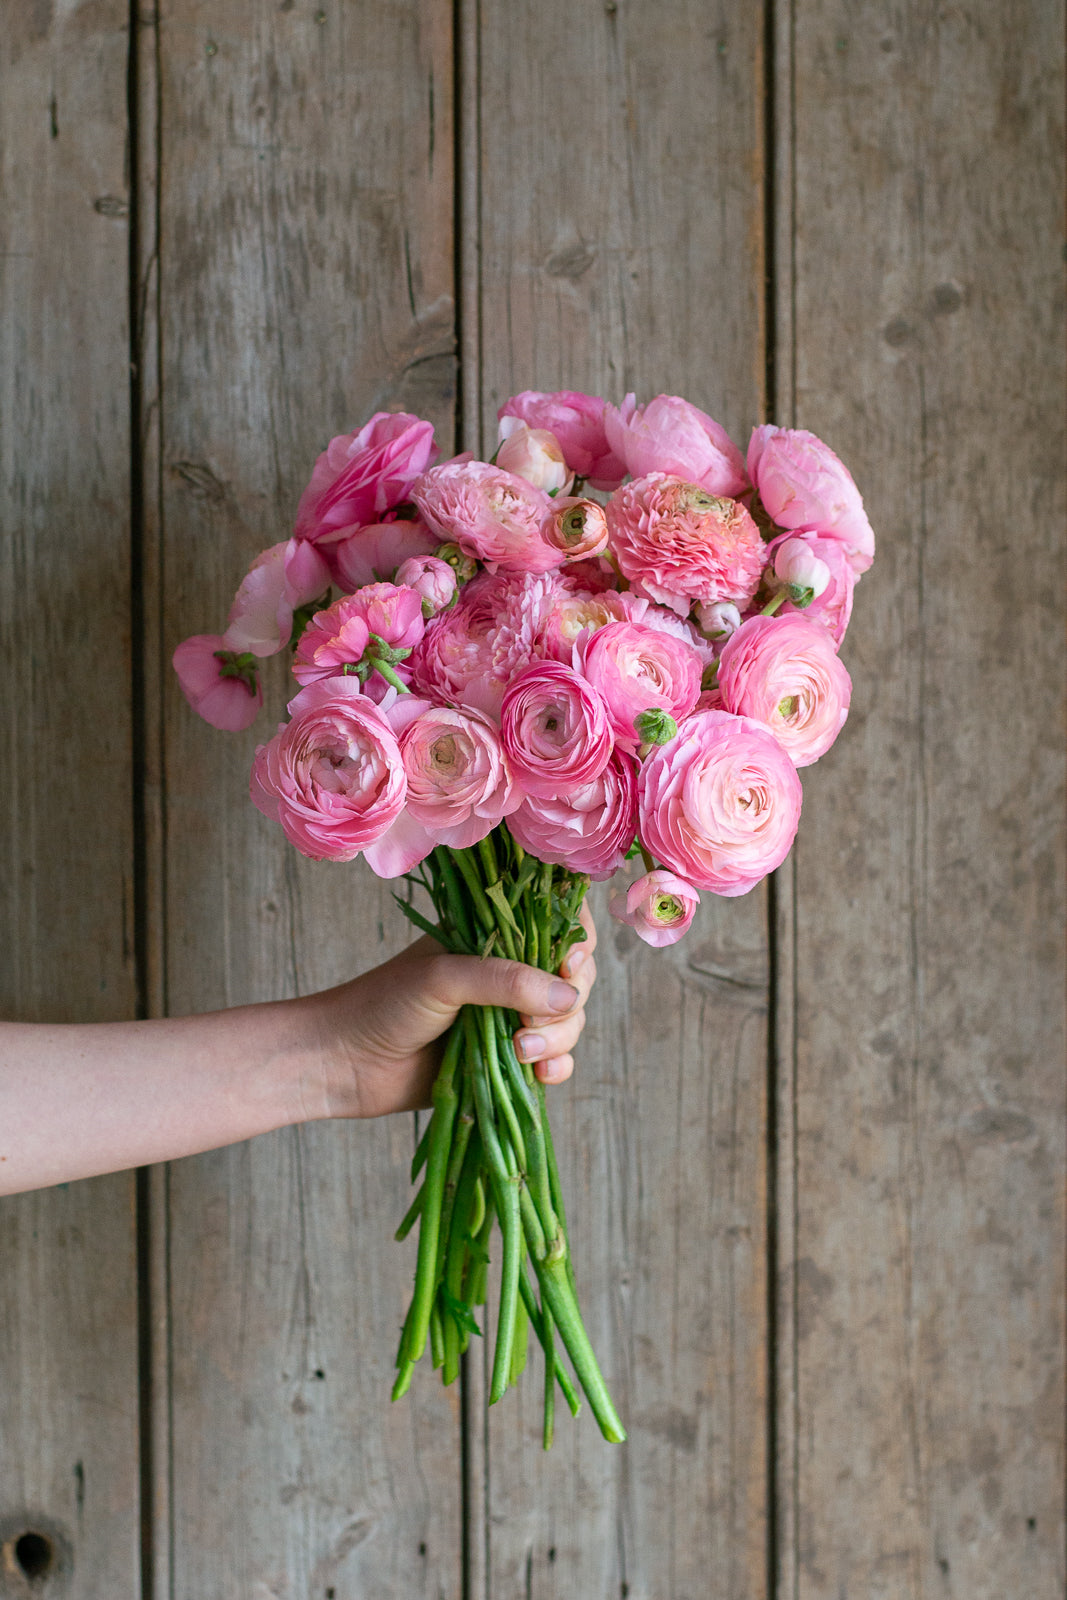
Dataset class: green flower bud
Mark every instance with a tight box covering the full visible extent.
[633,708,678,746]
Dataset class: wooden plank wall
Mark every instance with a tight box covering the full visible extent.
[0,3,1063,1598]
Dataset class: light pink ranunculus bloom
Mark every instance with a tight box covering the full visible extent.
[747,425,874,575]
[412,459,561,574]
[578,620,702,753]
[764,530,855,647]
[536,580,632,662]
[292,584,424,689]
[498,390,626,490]
[500,661,613,798]
[496,419,573,494]
[331,518,439,591]
[604,393,749,498]
[638,709,803,896]
[399,706,521,850]
[294,413,438,545]
[608,869,699,947]
[173,634,264,731]
[409,570,514,719]
[249,677,413,863]
[507,749,638,880]
[540,496,610,561]
[394,554,458,616]
[607,472,768,616]
[717,613,851,767]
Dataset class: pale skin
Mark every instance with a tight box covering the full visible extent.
[0,907,597,1197]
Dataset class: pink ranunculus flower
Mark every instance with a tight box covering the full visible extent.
[331,518,439,592]
[394,554,458,616]
[763,530,855,647]
[496,419,573,494]
[608,869,699,947]
[222,538,332,657]
[540,496,610,561]
[638,709,803,896]
[606,472,768,616]
[507,749,638,880]
[409,570,516,719]
[498,390,626,490]
[578,620,702,753]
[536,579,631,662]
[292,584,424,690]
[500,661,613,798]
[747,424,874,574]
[717,613,851,767]
[604,393,749,498]
[250,677,413,863]
[399,706,521,850]
[412,459,561,573]
[294,413,438,546]
[173,634,264,731]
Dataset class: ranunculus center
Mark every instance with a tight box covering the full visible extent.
[653,894,684,922]
[430,733,460,774]
[777,694,798,719]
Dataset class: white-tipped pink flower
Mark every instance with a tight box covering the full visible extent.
[609,870,699,947]
[717,613,851,767]
[579,620,701,753]
[173,635,263,731]
[604,394,749,497]
[496,418,573,494]
[222,538,331,657]
[638,709,803,896]
[498,390,626,489]
[771,536,831,602]
[500,661,613,797]
[747,424,874,575]
[607,473,768,616]
[412,460,561,573]
[507,750,638,880]
[541,496,610,561]
[399,706,520,849]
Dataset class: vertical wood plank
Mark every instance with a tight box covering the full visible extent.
[780,2,1066,1594]
[469,3,772,1594]
[0,3,141,1595]
[152,3,460,1595]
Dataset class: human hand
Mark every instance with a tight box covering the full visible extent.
[305,902,598,1120]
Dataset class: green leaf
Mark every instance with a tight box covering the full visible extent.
[442,1290,483,1340]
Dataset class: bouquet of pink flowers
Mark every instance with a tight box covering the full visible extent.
[175,390,873,1447]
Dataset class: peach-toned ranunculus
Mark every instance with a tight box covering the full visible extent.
[717,613,851,767]
[507,750,637,880]
[638,709,803,896]
[496,419,573,494]
[223,538,331,657]
[399,706,520,849]
[294,413,438,545]
[747,424,874,575]
[604,393,749,497]
[500,661,612,797]
[498,390,626,490]
[606,473,767,616]
[540,497,610,561]
[608,869,699,947]
[173,634,263,731]
[412,460,561,573]
[578,621,701,753]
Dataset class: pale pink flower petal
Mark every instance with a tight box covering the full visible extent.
[496,419,573,493]
[412,459,561,573]
[223,539,331,657]
[331,519,439,591]
[578,620,702,753]
[747,425,874,574]
[500,661,613,797]
[507,750,637,879]
[717,613,852,766]
[498,390,626,489]
[607,472,767,615]
[604,393,749,497]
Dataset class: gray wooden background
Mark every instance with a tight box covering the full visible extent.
[1,2,1063,1596]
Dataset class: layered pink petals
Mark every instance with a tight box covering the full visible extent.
[508,750,637,880]
[579,621,701,752]
[540,497,610,561]
[173,634,263,731]
[250,678,409,861]
[500,662,613,798]
[498,390,626,489]
[747,424,874,574]
[294,413,438,545]
[409,570,513,718]
[400,706,520,849]
[608,869,699,947]
[639,709,803,896]
[412,460,561,573]
[292,584,424,688]
[223,538,331,657]
[607,473,767,616]
[605,394,749,497]
[717,614,851,767]
[394,555,458,616]
[331,519,439,591]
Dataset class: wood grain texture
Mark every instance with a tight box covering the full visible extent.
[0,4,141,1597]
[471,3,772,1594]
[152,3,459,1596]
[779,2,1066,1594]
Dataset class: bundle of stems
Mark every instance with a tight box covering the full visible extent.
[391,823,626,1447]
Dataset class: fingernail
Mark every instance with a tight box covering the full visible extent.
[564,948,587,975]
[548,980,578,1012]
[518,1032,546,1061]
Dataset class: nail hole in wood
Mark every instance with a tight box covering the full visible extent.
[15,1531,54,1582]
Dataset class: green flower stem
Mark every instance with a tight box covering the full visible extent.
[433,848,476,951]
[441,1129,483,1386]
[543,1301,556,1450]
[434,1070,475,1286]
[430,1302,445,1369]
[494,1009,541,1129]
[466,1009,522,1405]
[534,1256,626,1443]
[516,1271,580,1419]
[509,1275,530,1386]
[372,658,412,693]
[452,848,496,936]
[761,589,787,617]
[481,1007,527,1176]
[410,1118,433,1183]
[394,1183,424,1242]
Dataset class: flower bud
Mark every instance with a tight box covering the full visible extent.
[771,536,831,603]
[541,496,610,559]
[633,707,678,747]
[433,542,479,583]
[496,418,573,493]
[395,554,458,617]
[695,600,742,640]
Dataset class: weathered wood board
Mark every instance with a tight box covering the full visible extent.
[0,2,141,1597]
